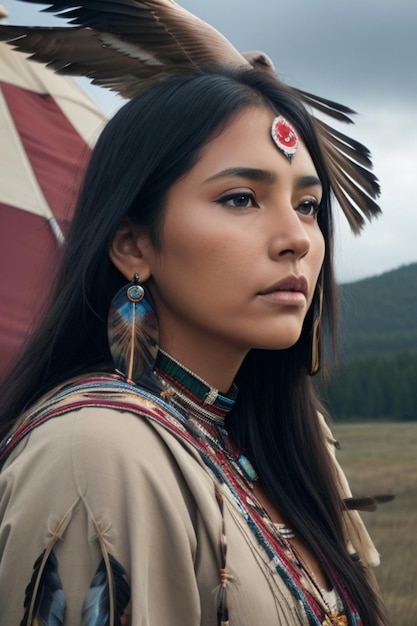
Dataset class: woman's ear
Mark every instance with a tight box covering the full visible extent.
[109,220,153,282]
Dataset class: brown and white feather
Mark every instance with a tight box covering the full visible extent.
[0,0,381,231]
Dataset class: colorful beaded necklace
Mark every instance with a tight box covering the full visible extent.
[154,349,258,485]
[153,351,357,626]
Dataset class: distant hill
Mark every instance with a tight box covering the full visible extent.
[319,263,417,421]
[337,262,417,360]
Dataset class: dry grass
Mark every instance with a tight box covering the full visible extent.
[333,422,417,626]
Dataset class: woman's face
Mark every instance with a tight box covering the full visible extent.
[143,106,325,374]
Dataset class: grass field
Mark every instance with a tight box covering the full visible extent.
[333,422,417,626]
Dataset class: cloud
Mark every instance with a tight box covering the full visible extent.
[180,0,417,101]
[4,0,417,282]
[335,103,417,282]
[180,0,417,282]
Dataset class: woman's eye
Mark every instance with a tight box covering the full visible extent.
[296,199,320,218]
[216,192,258,209]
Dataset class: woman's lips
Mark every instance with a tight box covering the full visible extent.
[259,290,307,306]
[258,275,308,306]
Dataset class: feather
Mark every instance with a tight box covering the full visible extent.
[316,119,374,167]
[344,493,395,512]
[107,279,159,383]
[81,554,130,626]
[0,0,381,232]
[314,119,381,233]
[242,48,381,232]
[292,87,356,124]
[21,549,65,626]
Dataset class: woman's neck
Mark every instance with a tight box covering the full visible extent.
[157,339,247,394]
[154,349,238,426]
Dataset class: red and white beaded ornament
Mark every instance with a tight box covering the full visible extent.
[271,115,298,163]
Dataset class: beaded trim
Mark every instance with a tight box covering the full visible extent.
[0,376,359,626]
[155,349,237,425]
[272,522,296,540]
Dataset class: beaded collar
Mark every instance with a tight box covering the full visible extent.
[153,349,258,485]
[154,349,238,426]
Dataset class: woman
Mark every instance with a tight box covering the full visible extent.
[0,68,390,625]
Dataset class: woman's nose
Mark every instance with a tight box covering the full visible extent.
[268,206,311,260]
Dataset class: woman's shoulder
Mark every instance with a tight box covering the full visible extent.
[5,394,198,475]
[2,376,180,459]
[0,387,212,530]
[2,378,213,501]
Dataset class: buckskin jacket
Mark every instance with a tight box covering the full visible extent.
[0,377,379,625]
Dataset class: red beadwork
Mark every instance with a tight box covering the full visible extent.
[271,115,299,162]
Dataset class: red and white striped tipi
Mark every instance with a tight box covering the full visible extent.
[0,9,106,380]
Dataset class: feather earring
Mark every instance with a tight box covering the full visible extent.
[309,282,323,376]
[108,273,159,384]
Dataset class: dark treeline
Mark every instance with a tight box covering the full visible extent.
[338,263,417,362]
[338,332,417,362]
[317,263,417,421]
[318,351,417,422]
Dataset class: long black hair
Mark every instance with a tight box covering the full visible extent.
[0,67,389,625]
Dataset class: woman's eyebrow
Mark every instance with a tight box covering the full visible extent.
[295,175,322,190]
[204,168,322,190]
[204,167,276,184]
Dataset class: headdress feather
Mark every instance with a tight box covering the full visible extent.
[0,0,381,232]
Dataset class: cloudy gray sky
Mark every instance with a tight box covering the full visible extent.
[3,0,417,283]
